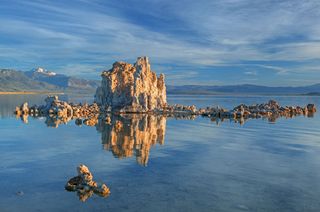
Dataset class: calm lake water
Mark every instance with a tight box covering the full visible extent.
[0,94,320,211]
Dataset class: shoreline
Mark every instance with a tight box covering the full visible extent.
[0,91,65,95]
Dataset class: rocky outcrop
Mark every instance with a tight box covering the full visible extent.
[65,164,110,202]
[307,104,317,113]
[44,96,74,117]
[15,102,29,116]
[199,100,317,125]
[95,57,167,112]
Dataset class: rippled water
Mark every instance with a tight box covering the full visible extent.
[0,94,320,211]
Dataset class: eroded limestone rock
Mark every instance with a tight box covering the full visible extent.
[95,57,167,112]
[65,164,110,202]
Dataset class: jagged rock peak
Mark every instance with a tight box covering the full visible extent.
[95,57,167,112]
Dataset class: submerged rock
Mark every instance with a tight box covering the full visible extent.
[16,191,24,196]
[65,164,110,202]
[75,118,82,126]
[95,57,167,112]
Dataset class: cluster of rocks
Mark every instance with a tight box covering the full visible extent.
[198,100,316,119]
[15,96,317,126]
[15,96,101,127]
[65,164,110,202]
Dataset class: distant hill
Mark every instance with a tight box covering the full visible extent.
[25,67,100,90]
[0,69,59,92]
[0,68,99,93]
[167,84,320,95]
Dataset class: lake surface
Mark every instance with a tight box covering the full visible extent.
[0,94,320,212]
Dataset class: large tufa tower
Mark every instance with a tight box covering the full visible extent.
[95,57,167,112]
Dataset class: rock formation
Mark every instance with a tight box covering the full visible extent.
[65,164,110,202]
[95,57,167,112]
[307,104,317,113]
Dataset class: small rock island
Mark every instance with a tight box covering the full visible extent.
[65,164,110,202]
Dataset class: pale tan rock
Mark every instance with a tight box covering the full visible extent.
[83,117,98,126]
[66,164,110,201]
[15,106,21,116]
[21,102,29,114]
[93,184,110,197]
[95,57,167,112]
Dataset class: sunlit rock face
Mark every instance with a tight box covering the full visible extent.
[95,57,167,112]
[65,164,110,202]
[96,114,166,166]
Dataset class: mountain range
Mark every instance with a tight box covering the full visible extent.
[167,84,320,95]
[0,68,100,93]
[0,68,319,95]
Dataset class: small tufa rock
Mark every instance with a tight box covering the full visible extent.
[83,117,98,126]
[21,102,29,114]
[15,106,21,115]
[65,164,110,202]
[307,104,316,113]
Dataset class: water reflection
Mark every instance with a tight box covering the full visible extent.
[13,109,316,166]
[45,115,73,128]
[4,95,318,168]
[96,115,166,166]
[17,113,167,166]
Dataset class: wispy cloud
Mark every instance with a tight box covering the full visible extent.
[244,71,257,76]
[0,0,320,85]
[255,65,288,75]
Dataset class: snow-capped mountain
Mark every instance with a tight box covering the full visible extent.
[24,67,100,90]
[33,67,57,76]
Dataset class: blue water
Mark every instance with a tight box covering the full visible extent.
[0,95,320,211]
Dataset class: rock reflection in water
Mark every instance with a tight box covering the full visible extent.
[45,115,72,128]
[14,110,316,167]
[96,115,166,166]
[17,113,167,165]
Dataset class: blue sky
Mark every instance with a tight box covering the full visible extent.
[0,0,320,86]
